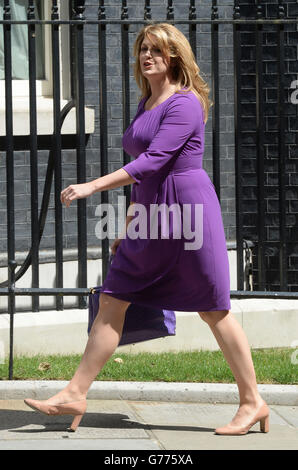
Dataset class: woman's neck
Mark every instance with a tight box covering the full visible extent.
[147,77,178,102]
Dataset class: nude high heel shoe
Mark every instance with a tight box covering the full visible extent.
[24,398,87,432]
[215,400,270,436]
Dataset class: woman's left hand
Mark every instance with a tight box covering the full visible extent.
[60,181,96,207]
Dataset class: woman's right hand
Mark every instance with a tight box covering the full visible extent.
[111,237,122,255]
[60,181,96,208]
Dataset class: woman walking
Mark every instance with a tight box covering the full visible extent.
[24,23,269,435]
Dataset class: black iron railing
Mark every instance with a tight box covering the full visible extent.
[0,0,297,378]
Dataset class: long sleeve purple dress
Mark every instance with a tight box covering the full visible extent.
[100,90,231,312]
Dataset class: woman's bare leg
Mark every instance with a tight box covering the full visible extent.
[44,293,131,404]
[198,310,265,426]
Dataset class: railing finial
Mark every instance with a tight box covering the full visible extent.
[189,0,196,21]
[278,0,285,19]
[121,0,128,21]
[233,0,240,20]
[211,0,218,21]
[98,0,106,21]
[144,0,152,21]
[51,0,59,21]
[167,0,174,21]
[27,0,36,20]
[3,0,11,20]
[73,0,86,20]
[256,0,263,19]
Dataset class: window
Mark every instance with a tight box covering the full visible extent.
[0,1,94,135]
[0,0,45,80]
[0,0,52,97]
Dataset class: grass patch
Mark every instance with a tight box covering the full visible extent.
[0,348,297,384]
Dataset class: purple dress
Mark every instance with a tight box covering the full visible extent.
[101,91,231,312]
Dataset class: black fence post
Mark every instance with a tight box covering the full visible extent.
[233,0,244,291]
[255,2,266,291]
[27,0,40,311]
[211,0,220,202]
[121,0,131,215]
[8,259,17,379]
[72,0,87,308]
[277,0,287,291]
[52,0,64,310]
[189,0,196,59]
[4,0,15,380]
[98,0,110,282]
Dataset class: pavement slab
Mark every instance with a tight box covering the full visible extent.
[270,405,298,428]
[129,401,298,450]
[0,400,150,440]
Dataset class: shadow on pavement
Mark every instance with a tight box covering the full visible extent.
[0,408,216,434]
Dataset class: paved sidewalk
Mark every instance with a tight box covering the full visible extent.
[0,399,297,450]
[0,381,297,450]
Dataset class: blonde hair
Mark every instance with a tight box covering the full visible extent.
[133,23,213,124]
